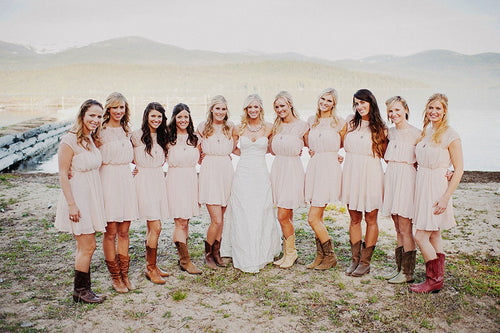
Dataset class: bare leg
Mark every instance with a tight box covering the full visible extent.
[308,206,329,243]
[103,222,117,261]
[146,220,162,248]
[414,230,437,262]
[117,221,131,256]
[429,230,443,254]
[74,233,97,272]
[391,215,403,247]
[206,205,224,244]
[364,209,379,248]
[348,208,363,244]
[173,218,189,243]
[398,216,416,252]
[277,207,294,238]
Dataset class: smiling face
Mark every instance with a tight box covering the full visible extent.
[175,110,191,132]
[318,93,335,114]
[246,100,262,120]
[426,100,445,125]
[354,97,370,120]
[274,97,292,120]
[148,110,163,132]
[83,104,103,135]
[211,103,227,124]
[387,101,408,126]
[108,100,126,123]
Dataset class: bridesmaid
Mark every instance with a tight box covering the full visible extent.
[381,96,420,284]
[100,92,139,293]
[341,89,387,277]
[410,93,463,293]
[305,88,345,270]
[270,91,309,269]
[197,95,237,269]
[131,102,170,284]
[166,103,202,275]
[55,99,106,303]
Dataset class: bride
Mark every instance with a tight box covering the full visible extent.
[220,94,281,273]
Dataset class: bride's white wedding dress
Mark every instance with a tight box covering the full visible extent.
[220,136,281,273]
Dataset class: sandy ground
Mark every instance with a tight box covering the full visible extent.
[0,173,499,332]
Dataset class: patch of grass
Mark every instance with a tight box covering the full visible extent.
[171,289,187,301]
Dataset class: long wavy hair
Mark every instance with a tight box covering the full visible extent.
[419,93,449,144]
[168,103,198,147]
[72,99,103,150]
[385,95,410,121]
[349,89,387,158]
[239,94,265,134]
[272,91,299,135]
[102,92,131,134]
[141,102,169,156]
[202,95,231,139]
[312,88,341,128]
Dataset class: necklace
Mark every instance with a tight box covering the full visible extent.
[247,122,263,132]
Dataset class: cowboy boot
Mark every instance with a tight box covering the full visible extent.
[409,256,441,293]
[388,250,416,284]
[273,239,287,266]
[351,243,375,277]
[315,238,337,270]
[204,240,217,270]
[280,235,298,269]
[212,239,227,267]
[73,270,105,304]
[145,245,166,284]
[105,256,128,293]
[345,240,362,276]
[175,241,202,275]
[383,246,403,280]
[117,254,136,290]
[306,238,324,269]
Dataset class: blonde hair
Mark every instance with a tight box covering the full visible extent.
[103,92,131,134]
[239,94,265,134]
[272,91,299,135]
[202,95,231,139]
[385,96,410,121]
[419,93,449,144]
[312,88,340,128]
[72,99,103,150]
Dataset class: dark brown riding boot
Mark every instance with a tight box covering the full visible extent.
[315,238,337,270]
[105,256,128,293]
[383,246,403,280]
[204,241,217,270]
[351,242,375,277]
[212,239,227,267]
[175,241,202,275]
[73,270,105,304]
[117,254,136,290]
[145,245,166,284]
[306,238,324,269]
[345,240,362,276]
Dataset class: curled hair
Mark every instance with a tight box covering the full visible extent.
[272,91,299,135]
[141,102,169,156]
[350,89,387,158]
[202,95,231,139]
[239,94,265,134]
[312,88,340,129]
[72,99,103,150]
[168,103,198,147]
[385,96,410,121]
[419,93,449,144]
[103,92,131,134]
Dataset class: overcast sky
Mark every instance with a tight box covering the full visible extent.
[0,0,499,60]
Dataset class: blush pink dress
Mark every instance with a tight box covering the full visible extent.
[305,116,345,207]
[197,122,234,206]
[165,134,200,219]
[381,125,421,219]
[55,132,107,235]
[131,130,169,221]
[270,119,308,209]
[99,126,138,223]
[413,127,460,231]
[341,116,384,212]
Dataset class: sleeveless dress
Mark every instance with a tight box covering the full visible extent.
[131,130,169,221]
[198,122,234,206]
[99,126,138,222]
[341,117,384,212]
[305,116,345,207]
[413,127,460,231]
[270,120,308,209]
[220,135,281,273]
[55,132,107,235]
[381,125,421,219]
[165,134,200,219]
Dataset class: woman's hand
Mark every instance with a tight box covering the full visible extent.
[432,196,449,215]
[308,150,315,157]
[69,203,81,222]
[445,170,454,181]
[338,154,344,164]
[132,167,139,176]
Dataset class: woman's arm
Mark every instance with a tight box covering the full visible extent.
[58,143,81,222]
[339,123,348,149]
